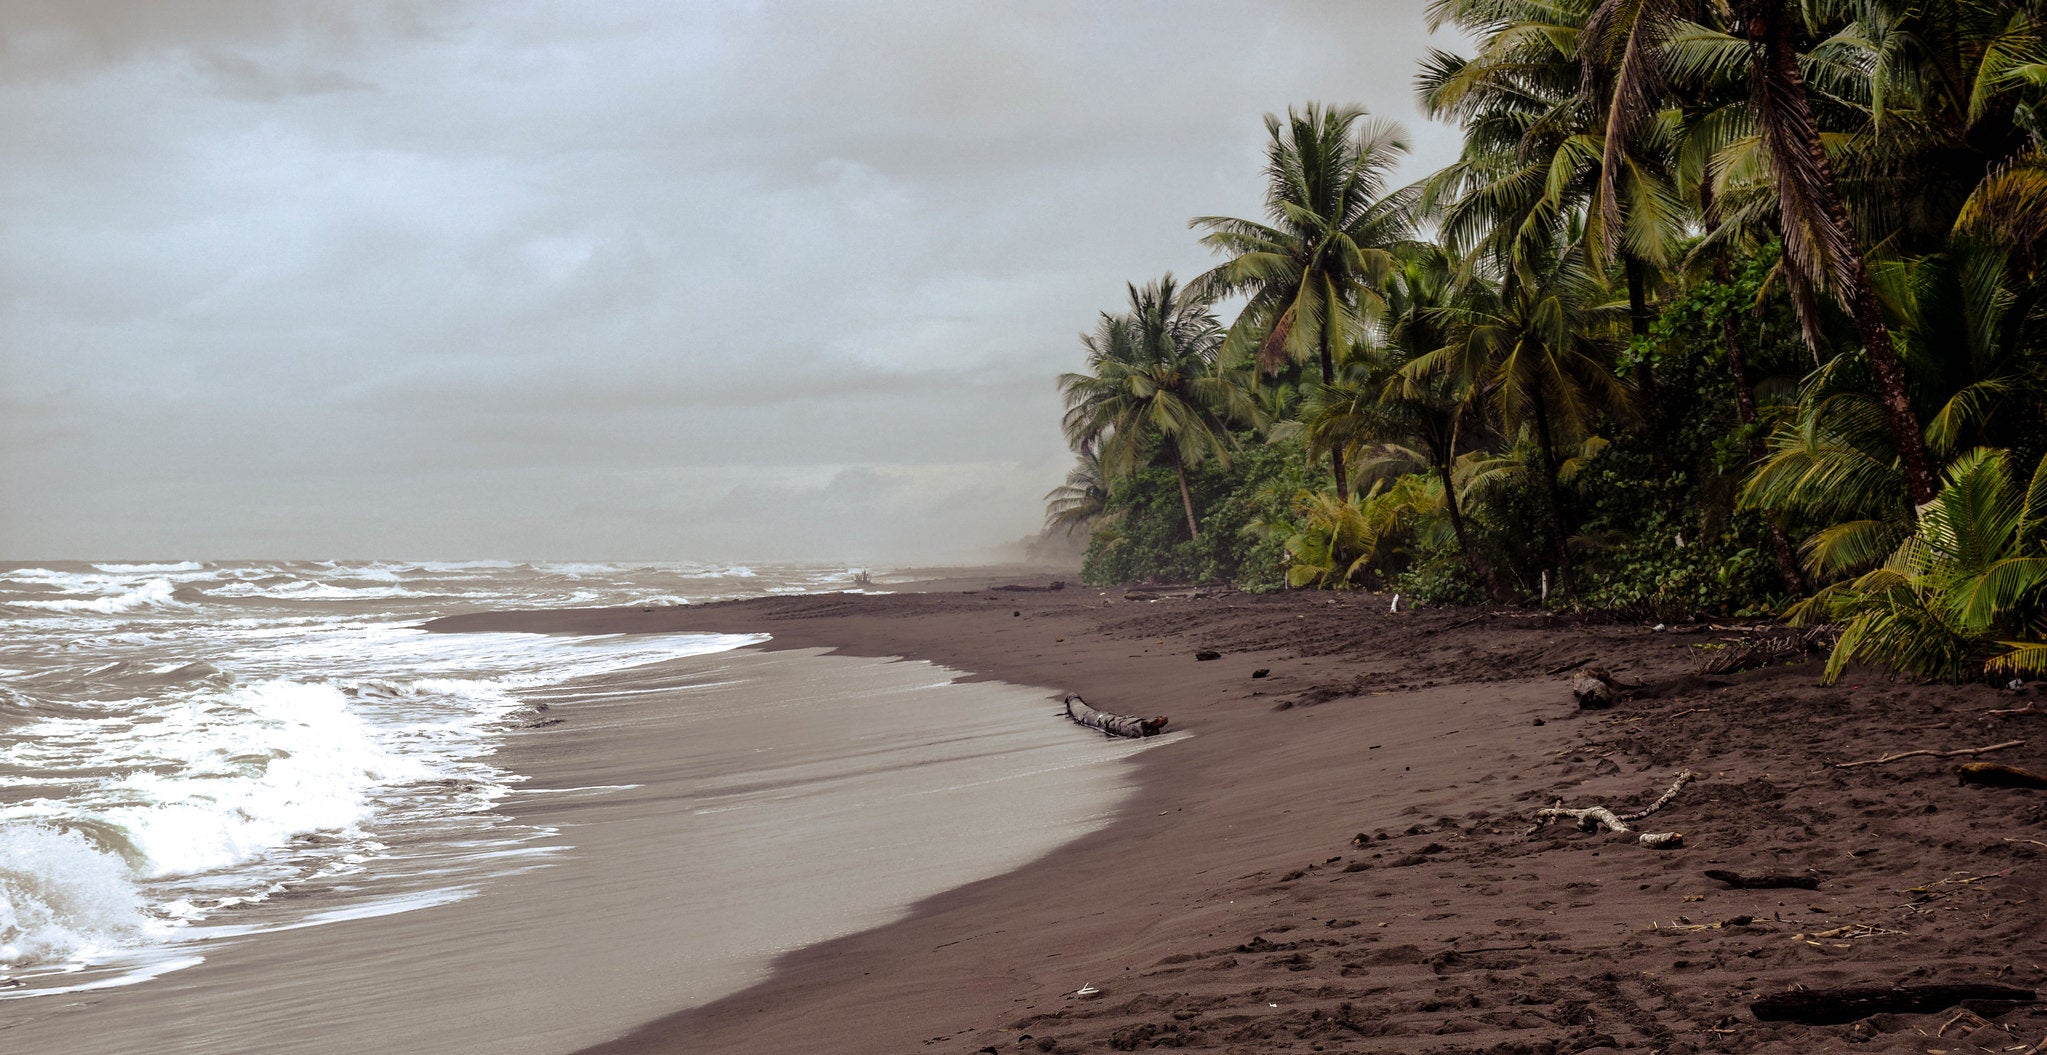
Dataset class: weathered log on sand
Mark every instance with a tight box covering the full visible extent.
[1704,869,1819,890]
[1062,694,1168,738]
[1571,669,1617,709]
[1750,984,2037,1025]
[1957,761,2047,790]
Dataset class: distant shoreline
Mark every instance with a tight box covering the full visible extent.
[426,576,2047,1053]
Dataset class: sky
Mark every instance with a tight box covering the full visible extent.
[1,1,1465,563]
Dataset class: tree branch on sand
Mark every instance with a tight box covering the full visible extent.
[1834,740,2024,769]
[1528,769,1696,848]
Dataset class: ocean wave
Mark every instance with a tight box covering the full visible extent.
[202,581,428,602]
[680,565,758,579]
[4,681,433,885]
[89,562,204,574]
[108,681,432,878]
[12,579,187,614]
[0,824,151,969]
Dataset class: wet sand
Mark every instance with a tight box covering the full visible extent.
[428,578,2047,1054]
[0,644,1155,1054]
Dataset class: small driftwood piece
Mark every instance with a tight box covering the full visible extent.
[1957,761,2047,790]
[1835,739,2024,769]
[1750,984,2037,1025]
[1571,669,1619,709]
[1704,869,1819,890]
[1528,769,1695,848]
[1062,694,1167,738]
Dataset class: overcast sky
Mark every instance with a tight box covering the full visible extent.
[1,1,1463,563]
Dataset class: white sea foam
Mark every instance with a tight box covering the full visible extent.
[100,681,430,878]
[13,578,186,614]
[204,581,428,601]
[0,824,152,969]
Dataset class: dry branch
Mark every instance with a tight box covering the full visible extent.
[1061,694,1167,738]
[1528,770,1696,847]
[1835,740,2024,768]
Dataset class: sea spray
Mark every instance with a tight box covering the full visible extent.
[95,681,429,879]
[0,824,150,968]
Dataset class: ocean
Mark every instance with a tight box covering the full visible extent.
[0,561,1162,1054]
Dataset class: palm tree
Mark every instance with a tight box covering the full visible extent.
[1190,102,1416,501]
[1421,0,1689,454]
[1059,275,1257,541]
[1304,245,1501,589]
[1730,0,1939,504]
[1043,447,1111,537]
[1408,227,1630,587]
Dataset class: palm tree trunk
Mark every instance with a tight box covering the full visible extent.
[1173,452,1201,541]
[1625,256,1669,475]
[1319,337,1350,502]
[1744,0,1936,506]
[1712,249,1811,594]
[1436,451,1496,592]
[1530,389,1574,591]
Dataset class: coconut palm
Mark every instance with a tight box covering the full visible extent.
[1718,0,1938,502]
[1059,275,1258,541]
[1190,103,1416,501]
[1043,448,1112,537]
[1407,227,1631,587]
[1304,246,1502,589]
[1421,0,1690,454]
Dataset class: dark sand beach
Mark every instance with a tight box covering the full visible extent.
[425,577,2047,1054]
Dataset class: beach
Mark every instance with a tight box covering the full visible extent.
[428,576,2047,1054]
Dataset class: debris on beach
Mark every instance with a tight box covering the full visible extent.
[1703,868,1820,890]
[1957,760,2047,789]
[1061,694,1168,738]
[1528,769,1695,848]
[1569,668,1620,709]
[1750,983,2037,1025]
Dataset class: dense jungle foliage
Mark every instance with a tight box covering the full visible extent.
[1047,0,2047,684]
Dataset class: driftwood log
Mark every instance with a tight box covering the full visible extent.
[1957,761,2047,790]
[1062,694,1167,738]
[1704,869,1819,890]
[1528,770,1695,848]
[1750,984,2037,1025]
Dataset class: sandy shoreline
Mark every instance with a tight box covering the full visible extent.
[427,578,2047,1054]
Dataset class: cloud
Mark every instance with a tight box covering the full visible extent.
[0,1,1467,561]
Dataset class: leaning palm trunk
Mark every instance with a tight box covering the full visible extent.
[1437,453,1496,592]
[1173,450,1201,541]
[1742,0,1935,506]
[1624,257,1668,476]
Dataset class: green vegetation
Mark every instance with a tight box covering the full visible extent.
[1048,0,2047,684]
